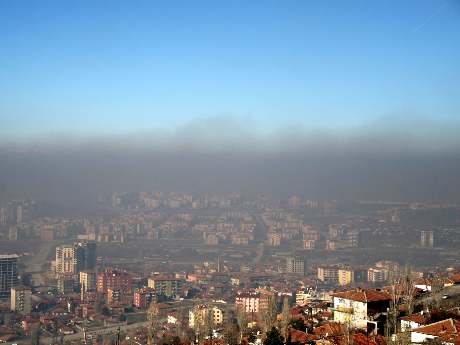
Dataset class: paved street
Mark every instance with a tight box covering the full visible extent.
[3,321,150,345]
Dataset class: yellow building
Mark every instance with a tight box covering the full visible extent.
[189,303,227,328]
[338,268,354,286]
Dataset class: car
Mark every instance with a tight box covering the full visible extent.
[442,294,450,299]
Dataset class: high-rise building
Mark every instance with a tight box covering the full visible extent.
[56,241,97,276]
[267,233,281,247]
[16,205,23,224]
[133,287,156,308]
[367,267,388,283]
[338,268,355,286]
[420,231,434,248]
[0,254,19,299]
[40,225,55,241]
[286,257,305,275]
[107,288,122,306]
[11,285,32,314]
[97,268,133,294]
[189,303,227,329]
[56,245,77,275]
[147,276,184,298]
[317,266,339,283]
[79,270,97,293]
[57,273,76,294]
[75,241,97,271]
[303,239,316,250]
[0,207,7,225]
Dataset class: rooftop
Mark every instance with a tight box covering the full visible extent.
[0,254,19,259]
[332,289,391,303]
[413,318,460,342]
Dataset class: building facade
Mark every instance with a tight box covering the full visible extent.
[11,285,32,314]
[0,254,19,299]
[148,277,183,298]
[286,257,305,275]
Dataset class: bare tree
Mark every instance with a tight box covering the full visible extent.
[236,306,249,343]
[204,307,214,340]
[280,296,291,340]
[148,302,160,345]
[260,294,277,333]
[387,266,417,345]
[388,274,403,340]
[402,266,418,315]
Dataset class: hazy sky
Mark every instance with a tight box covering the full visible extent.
[1,0,459,141]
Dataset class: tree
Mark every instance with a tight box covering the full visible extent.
[161,335,181,345]
[424,338,444,345]
[148,302,160,345]
[288,319,305,331]
[94,293,104,313]
[3,312,11,326]
[30,325,40,345]
[403,267,418,315]
[387,265,419,343]
[101,306,111,316]
[260,294,277,332]
[223,324,239,345]
[237,306,249,341]
[203,307,214,340]
[264,327,284,345]
[280,296,291,340]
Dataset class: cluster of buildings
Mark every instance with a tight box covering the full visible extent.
[0,241,460,345]
[1,194,460,344]
[316,260,408,286]
[263,210,360,251]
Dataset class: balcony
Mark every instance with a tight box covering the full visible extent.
[333,306,354,314]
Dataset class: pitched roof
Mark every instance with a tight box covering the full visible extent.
[332,289,391,303]
[289,329,317,343]
[451,273,460,284]
[313,322,345,337]
[400,313,429,325]
[413,318,460,342]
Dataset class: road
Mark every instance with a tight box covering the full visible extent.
[415,284,460,307]
[253,214,268,242]
[22,241,56,287]
[4,321,151,345]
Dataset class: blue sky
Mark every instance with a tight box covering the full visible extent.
[0,0,459,140]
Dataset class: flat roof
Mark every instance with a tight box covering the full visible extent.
[0,254,19,259]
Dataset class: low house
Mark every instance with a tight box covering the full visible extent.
[400,313,429,331]
[332,289,391,335]
[410,318,460,345]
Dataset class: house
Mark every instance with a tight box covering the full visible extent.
[332,289,391,335]
[410,318,460,345]
[415,278,454,292]
[400,313,430,331]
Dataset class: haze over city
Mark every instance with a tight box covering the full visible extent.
[0,2,460,345]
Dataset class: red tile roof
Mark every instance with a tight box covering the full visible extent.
[313,322,345,337]
[400,313,429,325]
[451,273,460,284]
[332,289,391,303]
[413,318,460,342]
[289,329,317,343]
